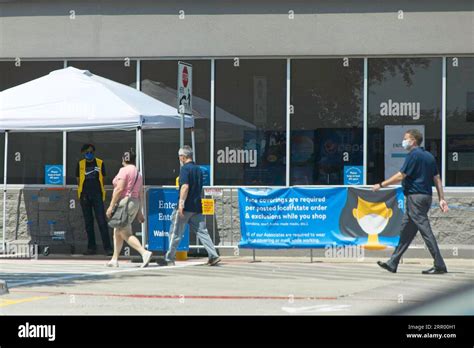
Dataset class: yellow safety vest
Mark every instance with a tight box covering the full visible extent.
[78,158,106,201]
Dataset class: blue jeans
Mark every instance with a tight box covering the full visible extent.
[165,209,218,262]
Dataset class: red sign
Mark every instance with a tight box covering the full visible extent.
[182,67,189,88]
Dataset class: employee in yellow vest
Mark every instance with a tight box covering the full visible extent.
[76,144,113,256]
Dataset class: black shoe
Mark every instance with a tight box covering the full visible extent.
[377,261,397,273]
[422,267,448,275]
[156,258,175,266]
[208,257,221,266]
[83,249,97,255]
[105,249,114,257]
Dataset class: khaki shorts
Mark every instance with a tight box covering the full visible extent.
[115,197,140,235]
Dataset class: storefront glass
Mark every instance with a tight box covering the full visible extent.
[291,59,364,185]
[140,60,211,185]
[367,58,442,184]
[215,59,287,186]
[446,57,474,186]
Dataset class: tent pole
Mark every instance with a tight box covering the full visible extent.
[137,127,146,247]
[62,131,67,186]
[210,59,215,186]
[191,128,196,162]
[3,131,8,253]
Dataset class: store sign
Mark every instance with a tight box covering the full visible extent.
[204,188,223,197]
[177,61,192,115]
[201,199,215,215]
[344,166,363,185]
[45,165,63,185]
[384,125,424,179]
[147,188,189,252]
[380,99,420,120]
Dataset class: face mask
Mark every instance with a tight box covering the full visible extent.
[84,152,94,160]
[401,139,412,150]
[356,213,390,235]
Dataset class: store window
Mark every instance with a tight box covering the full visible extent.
[66,131,136,185]
[215,59,286,186]
[446,57,474,186]
[66,60,136,87]
[291,59,364,185]
[7,133,63,184]
[368,58,442,184]
[0,61,64,91]
[140,60,211,185]
[0,61,64,184]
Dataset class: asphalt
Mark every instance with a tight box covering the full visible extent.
[0,256,473,315]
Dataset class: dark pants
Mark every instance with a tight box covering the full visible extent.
[387,194,446,270]
[80,192,112,251]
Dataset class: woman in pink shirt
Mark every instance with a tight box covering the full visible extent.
[105,148,152,268]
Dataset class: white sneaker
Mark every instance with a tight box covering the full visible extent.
[141,251,152,268]
[106,260,119,267]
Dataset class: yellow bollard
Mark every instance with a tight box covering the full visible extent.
[176,251,188,261]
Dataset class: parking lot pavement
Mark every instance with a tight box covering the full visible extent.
[0,256,472,315]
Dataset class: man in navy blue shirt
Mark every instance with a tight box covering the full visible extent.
[162,146,220,266]
[373,129,448,274]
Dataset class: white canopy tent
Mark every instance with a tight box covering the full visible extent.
[0,67,195,250]
[0,67,194,131]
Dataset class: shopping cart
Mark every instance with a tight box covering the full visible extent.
[28,188,76,256]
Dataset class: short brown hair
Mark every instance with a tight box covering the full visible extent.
[405,129,423,145]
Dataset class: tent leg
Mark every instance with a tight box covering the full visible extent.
[62,131,67,186]
[136,127,146,248]
[2,131,8,253]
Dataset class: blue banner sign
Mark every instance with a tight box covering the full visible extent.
[238,187,404,249]
[147,188,189,252]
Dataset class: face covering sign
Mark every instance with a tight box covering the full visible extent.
[238,187,404,249]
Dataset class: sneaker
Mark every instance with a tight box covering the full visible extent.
[83,249,97,256]
[106,260,119,267]
[208,257,221,266]
[165,260,176,266]
[141,251,153,268]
